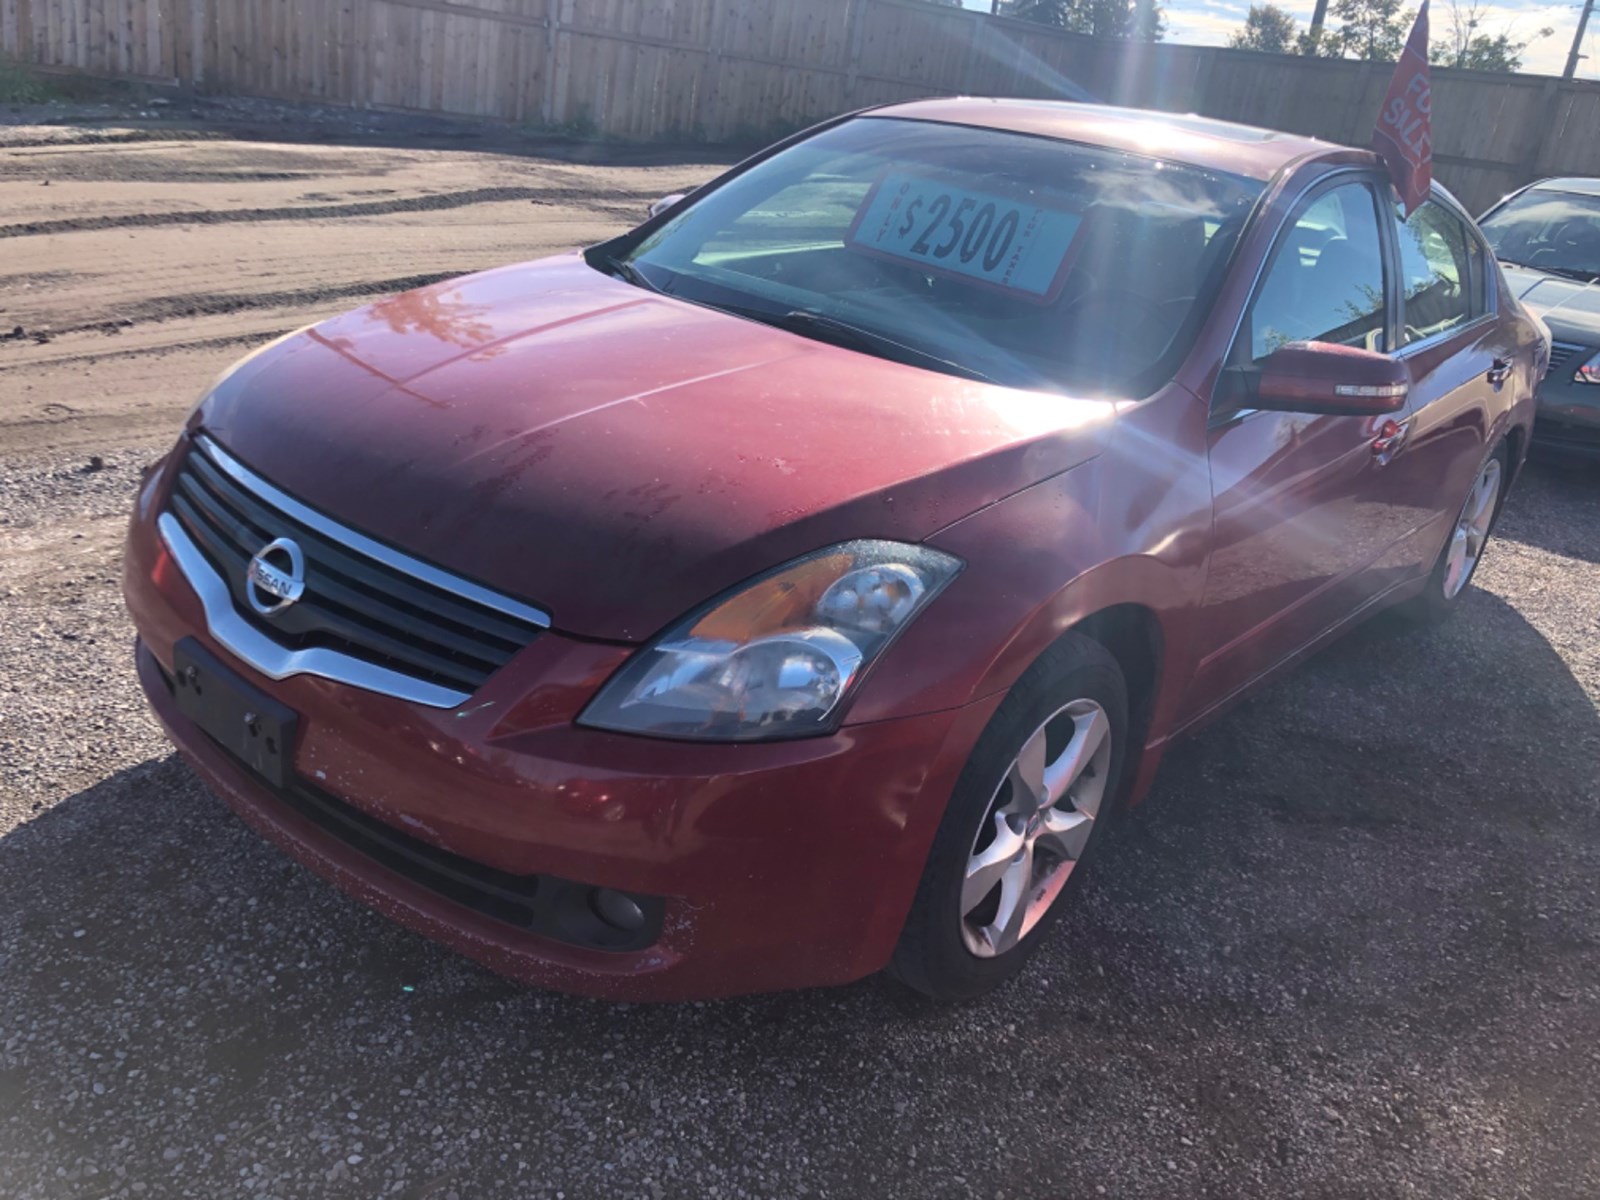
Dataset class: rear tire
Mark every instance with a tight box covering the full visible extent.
[888,633,1129,1002]
[1394,441,1509,626]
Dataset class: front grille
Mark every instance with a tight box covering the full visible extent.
[1547,341,1588,377]
[166,435,547,697]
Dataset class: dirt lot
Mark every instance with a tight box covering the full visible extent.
[2,97,1599,1200]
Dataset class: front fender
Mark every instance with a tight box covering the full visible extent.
[846,385,1217,793]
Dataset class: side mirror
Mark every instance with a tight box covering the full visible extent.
[1252,341,1409,416]
[647,192,688,220]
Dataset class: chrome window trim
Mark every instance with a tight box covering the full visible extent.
[158,512,471,709]
[193,434,552,630]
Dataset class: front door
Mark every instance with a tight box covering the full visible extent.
[1182,176,1417,725]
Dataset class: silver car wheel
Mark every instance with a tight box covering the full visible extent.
[1442,456,1502,600]
[960,697,1113,959]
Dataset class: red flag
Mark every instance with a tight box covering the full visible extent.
[1372,1,1432,217]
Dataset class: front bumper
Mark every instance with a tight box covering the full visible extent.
[124,459,997,1000]
[1533,346,1600,459]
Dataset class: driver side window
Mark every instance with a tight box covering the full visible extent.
[1245,181,1388,364]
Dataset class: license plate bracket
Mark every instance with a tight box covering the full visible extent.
[171,637,299,789]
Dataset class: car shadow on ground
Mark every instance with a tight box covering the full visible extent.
[2,579,1597,1196]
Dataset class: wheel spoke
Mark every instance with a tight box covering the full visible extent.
[1043,705,1110,813]
[1471,465,1500,524]
[1010,726,1048,812]
[985,842,1034,955]
[1443,528,1469,596]
[1035,807,1093,861]
[961,815,1026,916]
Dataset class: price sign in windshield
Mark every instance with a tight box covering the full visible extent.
[846,173,1083,301]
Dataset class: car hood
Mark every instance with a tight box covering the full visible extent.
[1502,266,1600,342]
[197,256,1117,641]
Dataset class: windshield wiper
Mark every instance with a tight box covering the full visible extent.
[766,309,1000,385]
[1538,264,1600,284]
[1496,258,1599,284]
[596,254,663,294]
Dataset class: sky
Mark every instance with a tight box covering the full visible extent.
[956,0,1598,79]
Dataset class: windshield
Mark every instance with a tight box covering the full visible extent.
[1480,188,1600,283]
[612,117,1262,394]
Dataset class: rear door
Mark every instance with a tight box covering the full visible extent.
[1183,173,1417,723]
[1381,196,1514,576]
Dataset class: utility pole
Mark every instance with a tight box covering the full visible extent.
[1566,0,1595,79]
[1309,0,1331,40]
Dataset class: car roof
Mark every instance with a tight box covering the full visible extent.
[1528,177,1600,198]
[867,98,1348,181]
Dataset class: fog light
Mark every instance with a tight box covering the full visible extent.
[592,888,646,933]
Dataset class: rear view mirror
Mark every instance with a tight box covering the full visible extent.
[648,193,688,220]
[1252,341,1409,416]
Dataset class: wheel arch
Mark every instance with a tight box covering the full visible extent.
[964,572,1189,811]
[1503,420,1528,484]
[1069,603,1164,775]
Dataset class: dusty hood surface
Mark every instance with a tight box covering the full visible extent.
[198,256,1116,641]
[1503,266,1600,343]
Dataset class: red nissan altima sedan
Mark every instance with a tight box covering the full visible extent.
[124,100,1545,1001]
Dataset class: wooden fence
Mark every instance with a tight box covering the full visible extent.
[4,0,1599,212]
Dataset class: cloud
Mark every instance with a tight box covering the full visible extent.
[960,0,1595,79]
[1169,0,1592,78]
[1166,9,1256,41]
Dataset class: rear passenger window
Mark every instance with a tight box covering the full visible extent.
[1394,201,1476,344]
[1246,182,1387,363]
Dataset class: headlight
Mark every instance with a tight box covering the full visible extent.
[579,541,963,741]
[1577,350,1600,386]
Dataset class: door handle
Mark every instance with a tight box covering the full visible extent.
[1486,358,1512,386]
[1371,417,1410,463]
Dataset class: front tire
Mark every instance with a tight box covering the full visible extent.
[889,633,1129,1002]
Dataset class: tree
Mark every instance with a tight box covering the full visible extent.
[1012,0,1166,40]
[1294,25,1342,55]
[1009,0,1070,24]
[1429,0,1552,70]
[1326,0,1413,61]
[1230,3,1299,52]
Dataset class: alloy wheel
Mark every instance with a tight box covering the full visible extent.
[960,698,1113,958]
[1442,457,1502,599]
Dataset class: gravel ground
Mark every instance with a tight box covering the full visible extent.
[2,98,1599,1199]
